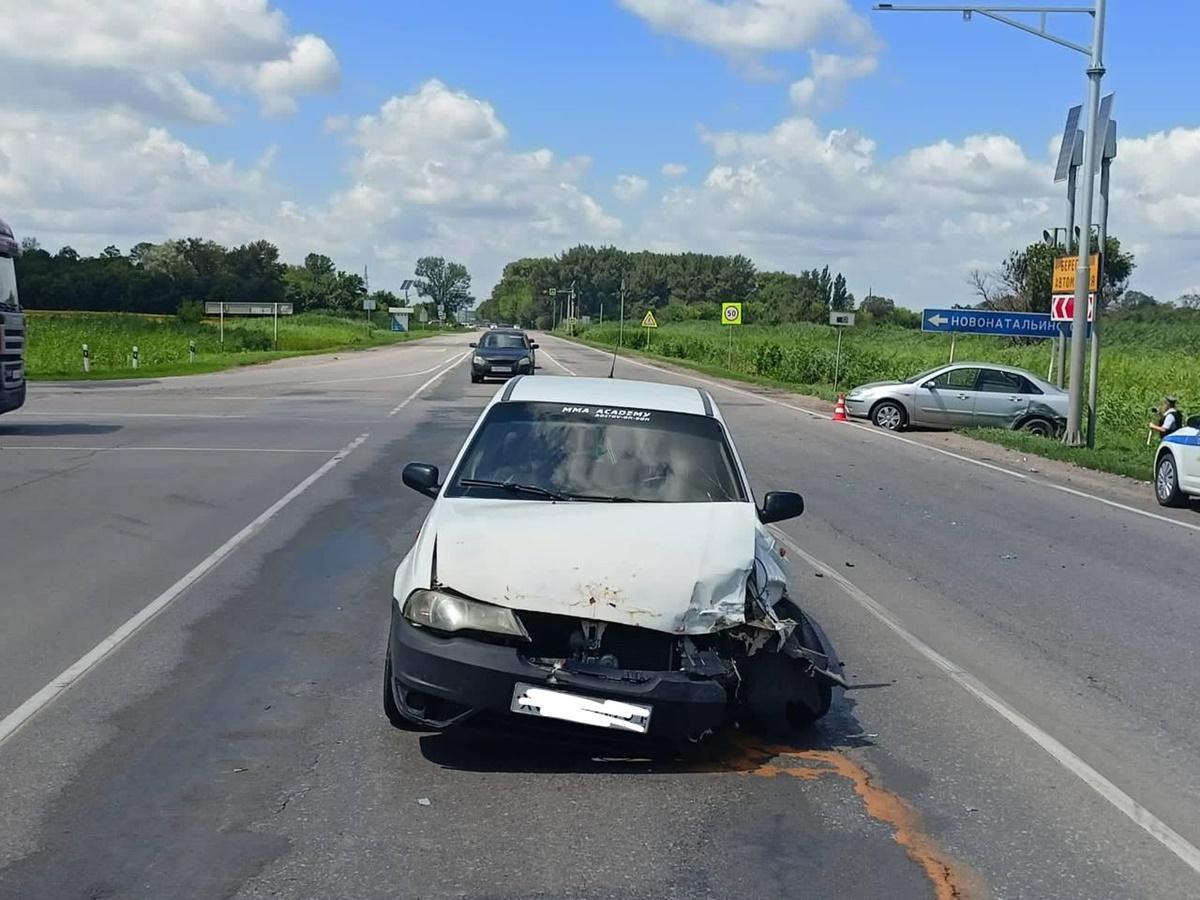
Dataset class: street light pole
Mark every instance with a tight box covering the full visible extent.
[874,2,1107,445]
[1064,0,1106,444]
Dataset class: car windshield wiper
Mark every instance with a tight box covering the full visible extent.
[458,478,569,501]
[565,493,638,503]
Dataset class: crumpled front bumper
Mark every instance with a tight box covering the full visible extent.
[387,608,729,741]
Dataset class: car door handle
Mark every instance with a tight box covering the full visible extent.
[955,393,970,400]
[1009,396,1022,402]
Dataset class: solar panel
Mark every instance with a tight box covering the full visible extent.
[1054,105,1082,183]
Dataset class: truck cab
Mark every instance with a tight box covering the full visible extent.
[0,217,26,414]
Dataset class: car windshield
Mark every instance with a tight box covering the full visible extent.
[904,367,942,384]
[479,332,525,350]
[0,258,18,310]
[447,401,746,502]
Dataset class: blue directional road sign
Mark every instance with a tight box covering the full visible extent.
[921,308,1086,339]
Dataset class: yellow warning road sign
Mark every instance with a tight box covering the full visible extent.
[721,302,743,325]
[641,310,658,328]
[1052,254,1099,293]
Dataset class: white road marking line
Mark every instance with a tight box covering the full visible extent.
[0,446,334,454]
[770,528,1200,876]
[388,351,470,416]
[559,338,1200,533]
[537,347,576,376]
[0,432,371,749]
[291,354,471,386]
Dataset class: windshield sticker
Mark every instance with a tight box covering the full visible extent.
[560,405,652,421]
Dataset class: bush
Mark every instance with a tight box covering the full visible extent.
[176,298,205,324]
[226,328,273,351]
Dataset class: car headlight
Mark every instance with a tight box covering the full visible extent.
[846,390,864,400]
[473,355,486,365]
[402,589,530,640]
[518,356,531,366]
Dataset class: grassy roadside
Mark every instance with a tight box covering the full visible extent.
[561,330,1158,484]
[24,311,449,381]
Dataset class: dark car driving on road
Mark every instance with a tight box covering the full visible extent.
[470,329,537,382]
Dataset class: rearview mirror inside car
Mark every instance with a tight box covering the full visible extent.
[402,462,441,498]
[759,491,804,524]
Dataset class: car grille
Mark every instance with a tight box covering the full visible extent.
[516,610,675,671]
[2,326,23,355]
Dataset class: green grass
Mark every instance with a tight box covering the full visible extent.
[24,311,438,380]
[569,320,1189,483]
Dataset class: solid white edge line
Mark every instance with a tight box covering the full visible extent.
[770,528,1200,876]
[0,446,336,454]
[11,411,250,419]
[557,337,1200,533]
[389,350,470,416]
[0,432,371,749]
[537,347,576,376]
[298,354,468,386]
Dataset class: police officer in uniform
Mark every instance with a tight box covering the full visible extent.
[1149,395,1182,438]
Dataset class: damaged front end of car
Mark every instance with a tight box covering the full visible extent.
[388,526,844,743]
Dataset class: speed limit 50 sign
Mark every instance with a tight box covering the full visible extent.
[721,302,743,325]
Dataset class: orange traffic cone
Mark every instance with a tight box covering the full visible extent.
[832,393,848,422]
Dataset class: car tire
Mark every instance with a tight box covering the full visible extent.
[1019,416,1057,438]
[470,373,482,384]
[1155,453,1187,508]
[383,646,424,730]
[870,400,907,431]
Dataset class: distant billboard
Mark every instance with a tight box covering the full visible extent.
[204,302,294,316]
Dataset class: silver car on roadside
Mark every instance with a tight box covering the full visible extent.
[844,362,1068,436]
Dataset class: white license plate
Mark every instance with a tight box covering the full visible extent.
[511,683,652,734]
[491,366,512,373]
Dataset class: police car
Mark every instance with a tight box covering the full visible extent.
[1154,416,1200,507]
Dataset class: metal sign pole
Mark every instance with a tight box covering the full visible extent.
[833,327,843,393]
[274,302,278,348]
[220,302,224,346]
[949,334,956,364]
[1087,121,1115,449]
[727,326,734,369]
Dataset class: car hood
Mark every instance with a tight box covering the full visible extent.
[849,380,904,394]
[429,499,761,634]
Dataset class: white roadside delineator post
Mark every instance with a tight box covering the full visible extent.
[132,345,139,370]
[189,340,196,363]
[82,343,90,373]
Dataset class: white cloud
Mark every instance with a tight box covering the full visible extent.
[2,79,620,301]
[1,1,339,121]
[661,162,688,178]
[614,175,650,202]
[246,34,340,117]
[789,51,877,108]
[619,0,874,55]
[637,111,1200,305]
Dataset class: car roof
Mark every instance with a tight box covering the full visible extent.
[503,375,713,417]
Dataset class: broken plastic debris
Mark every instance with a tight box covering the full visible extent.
[1000,553,1017,560]
[417,798,431,807]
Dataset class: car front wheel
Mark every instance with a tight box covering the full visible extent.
[1155,454,1187,508]
[871,400,907,431]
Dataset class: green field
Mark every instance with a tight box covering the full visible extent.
[571,319,1195,482]
[24,311,443,379]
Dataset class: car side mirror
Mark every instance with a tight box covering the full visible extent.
[403,462,441,498]
[530,342,539,349]
[759,491,804,524]
[922,381,936,389]
[469,342,477,348]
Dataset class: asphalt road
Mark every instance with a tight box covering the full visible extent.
[1,331,1198,899]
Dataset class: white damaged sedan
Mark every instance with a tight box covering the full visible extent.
[384,375,843,743]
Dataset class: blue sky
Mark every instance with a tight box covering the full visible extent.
[6,1,1200,305]
[220,0,1194,203]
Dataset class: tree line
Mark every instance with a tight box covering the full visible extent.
[477,245,916,329]
[13,237,473,321]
